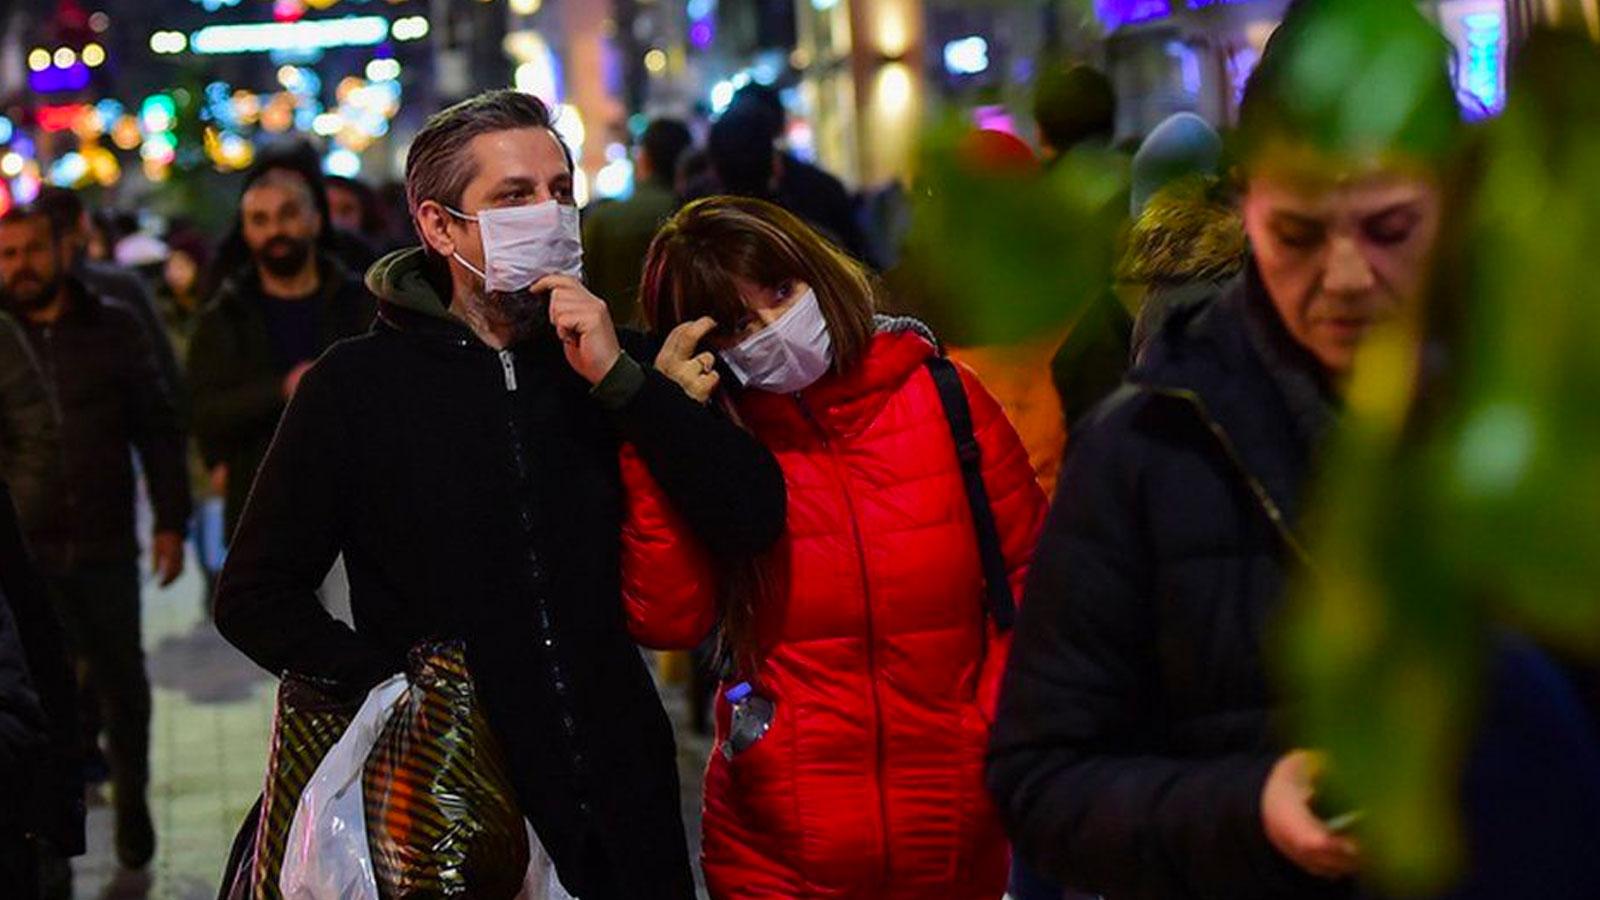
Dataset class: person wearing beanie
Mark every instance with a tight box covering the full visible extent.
[1129,111,1225,217]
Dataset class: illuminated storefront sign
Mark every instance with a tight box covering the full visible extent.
[187,16,390,55]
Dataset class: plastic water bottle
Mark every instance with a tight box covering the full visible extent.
[721,682,774,760]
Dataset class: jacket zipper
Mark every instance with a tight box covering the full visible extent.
[794,394,894,886]
[499,349,518,391]
[1144,386,1317,570]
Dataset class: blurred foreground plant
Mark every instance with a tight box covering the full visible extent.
[1285,28,1600,894]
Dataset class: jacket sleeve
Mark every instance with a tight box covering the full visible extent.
[0,480,84,853]
[120,313,191,536]
[0,314,59,532]
[213,360,394,693]
[605,334,787,560]
[619,443,720,650]
[953,361,1049,721]
[986,404,1302,898]
[188,306,287,467]
[0,587,47,826]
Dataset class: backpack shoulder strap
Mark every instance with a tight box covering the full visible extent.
[925,356,1016,631]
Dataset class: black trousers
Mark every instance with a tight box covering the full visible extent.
[44,564,149,809]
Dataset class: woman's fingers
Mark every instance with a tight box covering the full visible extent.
[660,317,719,364]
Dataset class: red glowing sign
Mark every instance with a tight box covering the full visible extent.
[36,104,89,132]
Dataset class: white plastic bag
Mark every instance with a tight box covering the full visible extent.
[513,820,578,900]
[279,674,408,900]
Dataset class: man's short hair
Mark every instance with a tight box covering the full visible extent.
[405,89,569,224]
[33,186,84,238]
[0,204,59,242]
[640,119,694,187]
[242,167,317,213]
[1033,64,1115,151]
[1235,0,1461,171]
[709,108,776,197]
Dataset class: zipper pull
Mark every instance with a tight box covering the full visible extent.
[499,349,518,392]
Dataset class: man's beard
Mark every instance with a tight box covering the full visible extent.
[254,236,314,279]
[0,271,62,315]
[475,287,552,342]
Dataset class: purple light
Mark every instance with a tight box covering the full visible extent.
[29,63,91,94]
[1095,0,1170,31]
[689,20,714,49]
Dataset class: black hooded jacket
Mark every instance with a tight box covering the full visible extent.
[214,247,786,899]
[988,263,1347,900]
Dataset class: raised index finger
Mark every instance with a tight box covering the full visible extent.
[663,316,718,359]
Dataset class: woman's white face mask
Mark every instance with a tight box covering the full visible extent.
[446,200,583,293]
[720,289,834,394]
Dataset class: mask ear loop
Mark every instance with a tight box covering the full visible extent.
[442,206,488,283]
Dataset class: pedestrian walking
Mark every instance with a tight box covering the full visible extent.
[629,195,1048,899]
[212,89,785,900]
[187,165,375,541]
[0,204,190,872]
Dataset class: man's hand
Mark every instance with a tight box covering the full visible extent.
[538,274,621,385]
[655,317,721,404]
[283,361,315,399]
[151,531,185,588]
[209,464,228,497]
[1261,750,1361,880]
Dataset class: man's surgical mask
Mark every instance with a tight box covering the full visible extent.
[720,289,834,394]
[446,200,583,293]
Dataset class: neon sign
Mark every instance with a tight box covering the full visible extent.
[188,16,390,55]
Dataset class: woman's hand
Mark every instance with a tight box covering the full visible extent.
[655,317,722,404]
[1261,750,1361,879]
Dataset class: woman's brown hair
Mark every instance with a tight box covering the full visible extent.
[640,195,878,372]
[638,196,879,675]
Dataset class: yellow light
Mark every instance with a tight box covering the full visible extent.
[85,146,120,186]
[644,48,667,74]
[73,110,106,141]
[54,47,76,68]
[877,62,913,115]
[510,0,542,13]
[0,153,23,178]
[28,49,49,71]
[82,43,106,67]
[232,91,261,125]
[143,158,170,182]
[278,65,301,89]
[877,8,909,58]
[337,77,365,103]
[112,116,142,150]
[305,0,339,8]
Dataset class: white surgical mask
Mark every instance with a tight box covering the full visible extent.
[720,289,834,394]
[446,200,583,293]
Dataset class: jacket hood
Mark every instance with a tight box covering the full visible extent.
[1129,264,1334,523]
[1117,178,1246,287]
[366,247,455,321]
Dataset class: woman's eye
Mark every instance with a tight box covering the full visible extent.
[1274,224,1323,249]
[1364,213,1418,246]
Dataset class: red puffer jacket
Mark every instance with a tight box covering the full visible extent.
[623,327,1048,899]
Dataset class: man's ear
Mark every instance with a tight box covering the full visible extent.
[415,200,457,257]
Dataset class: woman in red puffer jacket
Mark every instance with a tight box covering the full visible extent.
[622,196,1047,899]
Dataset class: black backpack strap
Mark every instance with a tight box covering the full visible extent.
[925,356,1016,631]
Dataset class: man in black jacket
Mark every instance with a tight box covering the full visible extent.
[0,311,58,534]
[188,167,375,540]
[987,4,1462,898]
[35,187,183,401]
[0,204,190,872]
[214,89,785,899]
